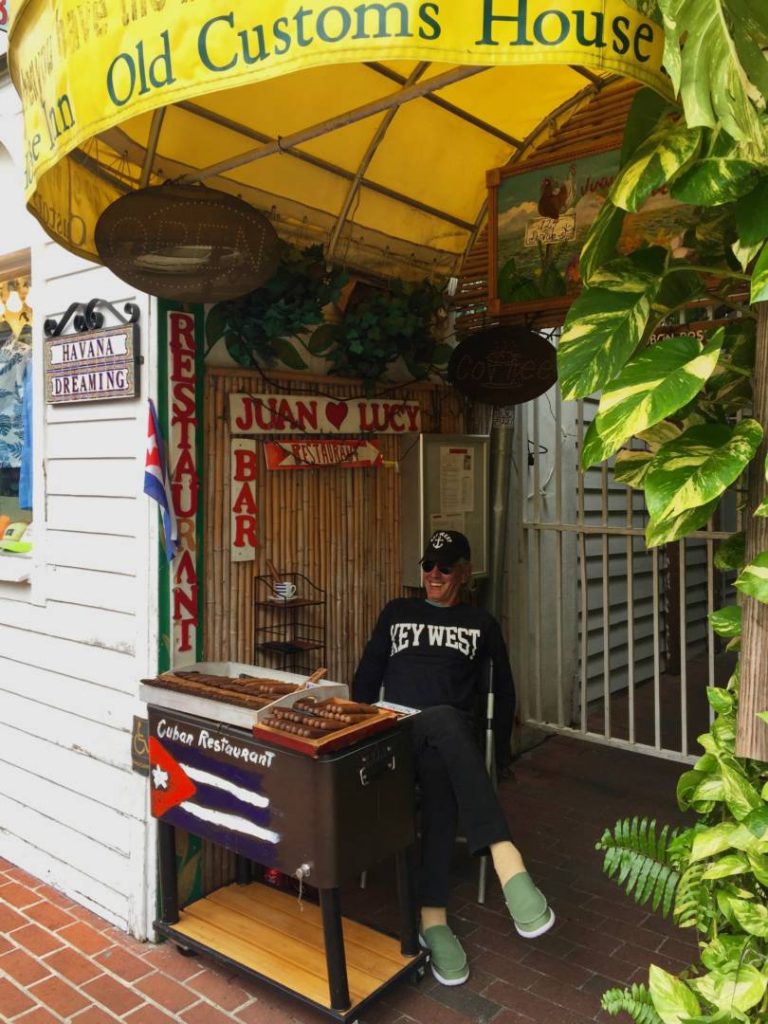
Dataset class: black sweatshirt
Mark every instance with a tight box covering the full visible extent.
[352,598,516,766]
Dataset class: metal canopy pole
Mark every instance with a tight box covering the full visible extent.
[485,407,515,621]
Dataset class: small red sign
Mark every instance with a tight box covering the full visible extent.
[264,439,383,470]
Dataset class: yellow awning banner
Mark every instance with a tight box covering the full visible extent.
[9,0,671,278]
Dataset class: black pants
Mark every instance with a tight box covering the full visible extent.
[411,705,511,908]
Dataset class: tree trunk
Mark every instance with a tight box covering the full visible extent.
[735,302,768,761]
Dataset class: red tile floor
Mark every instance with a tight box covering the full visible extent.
[0,735,697,1024]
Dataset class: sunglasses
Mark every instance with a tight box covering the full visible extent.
[421,561,456,575]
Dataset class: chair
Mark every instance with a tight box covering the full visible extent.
[475,659,497,904]
[360,659,498,905]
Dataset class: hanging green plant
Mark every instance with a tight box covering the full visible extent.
[205,240,453,382]
[328,277,452,381]
[205,243,348,370]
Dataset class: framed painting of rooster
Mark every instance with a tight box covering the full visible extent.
[486,145,697,318]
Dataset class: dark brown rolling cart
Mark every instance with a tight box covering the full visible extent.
[144,691,426,1021]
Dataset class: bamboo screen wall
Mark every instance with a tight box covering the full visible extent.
[203,367,468,684]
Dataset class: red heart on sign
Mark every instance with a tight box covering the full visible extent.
[326,401,349,430]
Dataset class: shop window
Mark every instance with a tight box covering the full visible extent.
[0,257,33,529]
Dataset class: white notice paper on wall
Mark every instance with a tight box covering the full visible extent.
[439,446,474,514]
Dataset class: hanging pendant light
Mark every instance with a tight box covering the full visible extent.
[95,182,281,302]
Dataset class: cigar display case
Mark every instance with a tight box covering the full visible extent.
[141,662,425,1019]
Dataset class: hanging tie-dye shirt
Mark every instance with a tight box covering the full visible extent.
[0,338,32,470]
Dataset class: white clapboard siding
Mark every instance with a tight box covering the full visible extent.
[0,792,133,909]
[45,565,139,615]
[46,495,139,537]
[0,723,146,821]
[1,761,133,857]
[46,531,138,576]
[46,419,142,459]
[0,600,137,655]
[0,691,131,771]
[0,133,156,935]
[47,458,140,498]
[0,829,130,928]
[0,625,141,692]
[0,658,135,727]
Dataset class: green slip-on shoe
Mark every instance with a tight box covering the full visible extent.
[419,926,470,986]
[503,872,555,938]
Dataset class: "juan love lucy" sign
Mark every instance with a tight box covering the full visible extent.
[228,393,421,435]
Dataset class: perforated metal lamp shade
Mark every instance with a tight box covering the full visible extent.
[8,2,671,283]
[94,182,280,301]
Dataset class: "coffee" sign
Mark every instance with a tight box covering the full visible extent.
[448,326,557,406]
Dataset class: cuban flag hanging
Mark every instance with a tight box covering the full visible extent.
[144,399,179,562]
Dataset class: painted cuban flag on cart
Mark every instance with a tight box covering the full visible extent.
[149,722,281,863]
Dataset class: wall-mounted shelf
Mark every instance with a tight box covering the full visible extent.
[253,573,326,672]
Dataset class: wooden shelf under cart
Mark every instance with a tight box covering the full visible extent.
[254,573,327,672]
[146,698,426,1019]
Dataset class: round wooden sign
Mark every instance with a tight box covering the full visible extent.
[448,325,557,406]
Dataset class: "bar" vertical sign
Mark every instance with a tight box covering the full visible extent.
[231,438,258,562]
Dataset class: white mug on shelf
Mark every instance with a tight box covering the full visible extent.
[274,581,297,600]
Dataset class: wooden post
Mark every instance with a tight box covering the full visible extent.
[736,302,768,761]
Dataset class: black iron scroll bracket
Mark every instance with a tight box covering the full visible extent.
[44,299,141,339]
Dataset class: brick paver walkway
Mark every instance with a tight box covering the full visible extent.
[0,735,697,1023]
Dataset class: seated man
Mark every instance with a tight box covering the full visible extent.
[352,529,554,986]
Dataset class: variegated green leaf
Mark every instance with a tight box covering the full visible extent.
[609,119,702,212]
[586,247,668,293]
[652,269,707,318]
[721,761,763,819]
[701,853,748,879]
[580,331,725,468]
[648,965,701,1024]
[620,87,672,167]
[732,237,762,272]
[558,286,655,400]
[748,851,768,886]
[579,199,626,286]
[751,240,768,302]
[638,421,682,450]
[706,686,735,715]
[708,605,742,638]
[690,963,767,1013]
[645,499,719,548]
[701,935,753,972]
[644,419,763,523]
[692,775,726,804]
[690,822,738,862]
[670,130,762,206]
[756,456,768,516]
[714,531,746,569]
[734,550,768,603]
[701,321,755,415]
[735,176,768,246]
[614,449,654,489]
[729,0,768,109]
[658,0,768,151]
[728,898,768,938]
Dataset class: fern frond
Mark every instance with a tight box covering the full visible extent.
[602,983,663,1024]
[674,862,715,933]
[596,817,682,917]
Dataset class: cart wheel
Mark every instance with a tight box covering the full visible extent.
[175,945,198,958]
[410,964,427,984]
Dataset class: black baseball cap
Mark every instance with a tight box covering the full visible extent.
[421,530,471,566]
